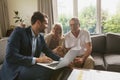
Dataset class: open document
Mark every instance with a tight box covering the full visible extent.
[37,49,80,70]
[68,69,120,80]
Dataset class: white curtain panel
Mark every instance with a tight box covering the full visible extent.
[0,25,2,38]
[0,0,9,37]
[38,0,54,33]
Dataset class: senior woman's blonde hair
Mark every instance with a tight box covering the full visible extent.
[51,23,64,39]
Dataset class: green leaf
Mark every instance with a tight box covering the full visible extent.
[14,11,18,15]
[15,20,19,23]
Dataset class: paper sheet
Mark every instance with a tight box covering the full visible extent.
[68,69,120,80]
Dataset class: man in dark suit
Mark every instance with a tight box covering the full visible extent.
[0,11,60,80]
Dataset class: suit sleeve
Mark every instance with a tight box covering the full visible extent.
[6,27,33,66]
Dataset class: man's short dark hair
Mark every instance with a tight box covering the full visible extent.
[31,11,48,25]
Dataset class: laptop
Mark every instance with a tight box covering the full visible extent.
[37,49,80,70]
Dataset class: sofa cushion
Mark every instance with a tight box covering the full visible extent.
[106,33,120,53]
[91,35,106,53]
[0,70,1,80]
[0,38,8,65]
[104,54,120,72]
[0,64,2,70]
[92,53,106,70]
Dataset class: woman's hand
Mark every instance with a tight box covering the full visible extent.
[52,46,65,57]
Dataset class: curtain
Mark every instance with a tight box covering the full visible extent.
[0,0,9,37]
[38,0,54,33]
[0,26,2,38]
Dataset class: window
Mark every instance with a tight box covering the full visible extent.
[56,0,120,34]
[101,0,120,33]
[57,0,73,33]
[78,0,96,33]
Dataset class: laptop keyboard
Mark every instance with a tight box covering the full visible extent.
[47,62,59,67]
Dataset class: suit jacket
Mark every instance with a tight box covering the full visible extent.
[0,26,60,80]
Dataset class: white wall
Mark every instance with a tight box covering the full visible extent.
[7,0,37,26]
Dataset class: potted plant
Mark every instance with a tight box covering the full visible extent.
[13,11,25,27]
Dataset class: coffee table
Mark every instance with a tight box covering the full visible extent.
[68,69,120,80]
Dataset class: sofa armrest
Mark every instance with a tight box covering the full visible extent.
[0,38,8,66]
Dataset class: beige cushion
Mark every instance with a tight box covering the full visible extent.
[0,38,8,64]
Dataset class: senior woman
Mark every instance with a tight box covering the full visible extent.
[45,23,65,57]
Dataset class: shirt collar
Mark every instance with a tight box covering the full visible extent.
[31,28,40,38]
[70,31,80,39]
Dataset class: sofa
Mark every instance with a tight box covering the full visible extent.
[0,38,8,70]
[0,33,120,79]
[91,33,120,72]
[0,37,8,79]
